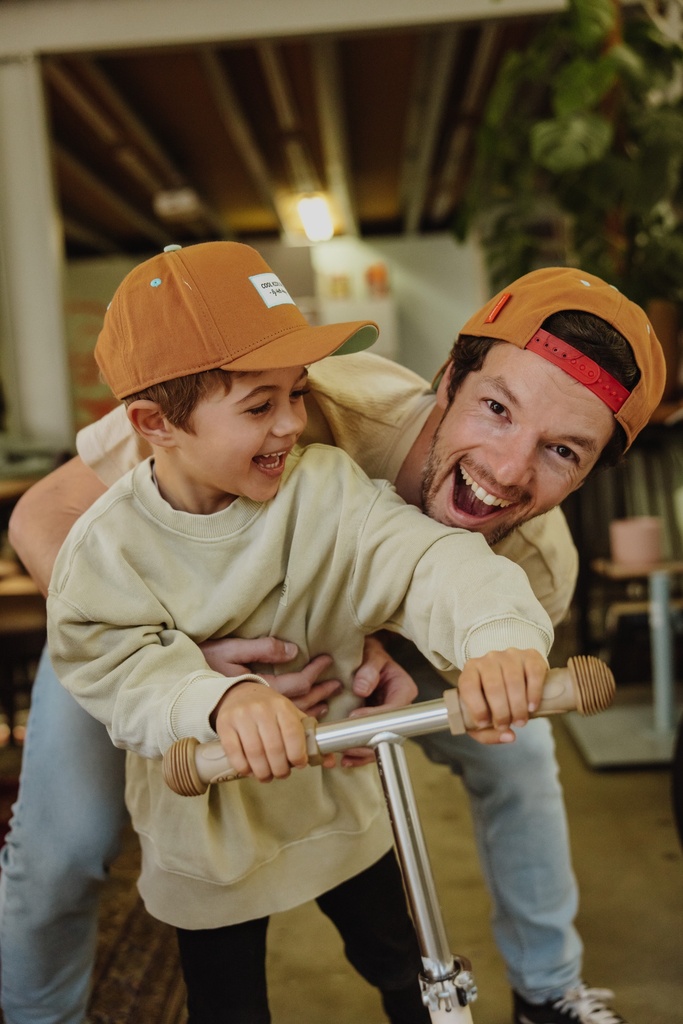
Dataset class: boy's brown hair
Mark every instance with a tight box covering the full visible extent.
[124,368,234,433]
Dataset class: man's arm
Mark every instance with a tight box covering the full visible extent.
[9,456,107,595]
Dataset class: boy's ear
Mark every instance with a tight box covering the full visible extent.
[126,401,176,447]
[434,359,455,411]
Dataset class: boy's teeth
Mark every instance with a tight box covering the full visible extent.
[460,467,511,508]
[255,451,283,467]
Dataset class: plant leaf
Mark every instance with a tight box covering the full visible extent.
[568,0,617,49]
[552,56,619,117]
[531,114,613,172]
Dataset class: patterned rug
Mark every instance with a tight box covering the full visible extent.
[89,828,188,1024]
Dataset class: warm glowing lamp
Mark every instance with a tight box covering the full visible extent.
[296,194,334,242]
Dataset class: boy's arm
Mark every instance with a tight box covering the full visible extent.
[48,586,326,779]
[46,502,334,768]
[351,486,553,663]
[48,583,260,759]
[349,484,553,733]
[493,507,578,627]
[50,583,313,777]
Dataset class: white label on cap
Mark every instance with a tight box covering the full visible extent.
[249,273,295,308]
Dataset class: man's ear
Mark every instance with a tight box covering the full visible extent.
[434,359,455,411]
[126,401,176,448]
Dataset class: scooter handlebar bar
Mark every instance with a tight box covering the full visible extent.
[162,655,615,796]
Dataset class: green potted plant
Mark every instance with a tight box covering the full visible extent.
[454,0,683,399]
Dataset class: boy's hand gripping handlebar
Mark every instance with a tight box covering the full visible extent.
[162,655,615,796]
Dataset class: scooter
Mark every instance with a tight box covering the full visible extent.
[163,655,615,1023]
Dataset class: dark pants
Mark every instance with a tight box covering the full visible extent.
[176,849,430,1023]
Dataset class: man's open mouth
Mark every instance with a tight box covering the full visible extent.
[452,464,513,518]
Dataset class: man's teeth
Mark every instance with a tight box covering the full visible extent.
[460,467,512,508]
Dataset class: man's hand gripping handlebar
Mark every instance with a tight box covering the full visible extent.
[162,655,615,797]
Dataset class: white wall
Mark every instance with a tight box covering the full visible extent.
[310,233,487,380]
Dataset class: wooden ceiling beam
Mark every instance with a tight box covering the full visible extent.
[399,26,460,234]
[199,46,289,237]
[62,215,125,254]
[74,57,185,188]
[45,56,229,239]
[257,41,320,196]
[54,143,174,247]
[429,22,501,222]
[310,37,359,237]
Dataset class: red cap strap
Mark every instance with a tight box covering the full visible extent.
[526,329,630,414]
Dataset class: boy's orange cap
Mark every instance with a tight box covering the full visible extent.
[95,241,378,399]
[456,267,667,449]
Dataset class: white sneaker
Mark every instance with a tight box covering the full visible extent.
[513,984,628,1024]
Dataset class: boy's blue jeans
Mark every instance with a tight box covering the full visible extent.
[0,648,582,1024]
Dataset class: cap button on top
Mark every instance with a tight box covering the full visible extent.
[163,244,182,252]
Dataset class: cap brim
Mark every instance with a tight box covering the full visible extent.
[224,321,379,371]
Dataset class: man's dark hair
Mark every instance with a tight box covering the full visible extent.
[446,311,641,469]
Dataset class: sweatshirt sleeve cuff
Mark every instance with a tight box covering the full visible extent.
[168,672,268,748]
[462,617,552,662]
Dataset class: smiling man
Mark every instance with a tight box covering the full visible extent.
[421,338,615,544]
[299,266,664,1024]
[1,266,665,1024]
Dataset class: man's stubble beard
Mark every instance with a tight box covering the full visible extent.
[420,423,541,549]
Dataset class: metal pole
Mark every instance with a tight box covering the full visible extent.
[372,733,477,1021]
[649,570,676,733]
[375,735,454,975]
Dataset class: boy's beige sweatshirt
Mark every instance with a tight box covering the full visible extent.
[48,444,553,930]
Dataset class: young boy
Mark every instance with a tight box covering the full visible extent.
[47,241,553,1022]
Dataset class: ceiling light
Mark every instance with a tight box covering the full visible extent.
[296,194,334,242]
[153,187,203,222]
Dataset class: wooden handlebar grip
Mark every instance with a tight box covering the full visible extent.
[162,716,321,796]
[443,655,616,734]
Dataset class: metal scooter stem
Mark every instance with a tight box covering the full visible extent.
[373,733,476,1021]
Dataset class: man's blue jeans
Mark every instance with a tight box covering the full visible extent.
[0,648,128,1024]
[0,648,582,1023]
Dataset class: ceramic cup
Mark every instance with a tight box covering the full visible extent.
[609,516,662,566]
